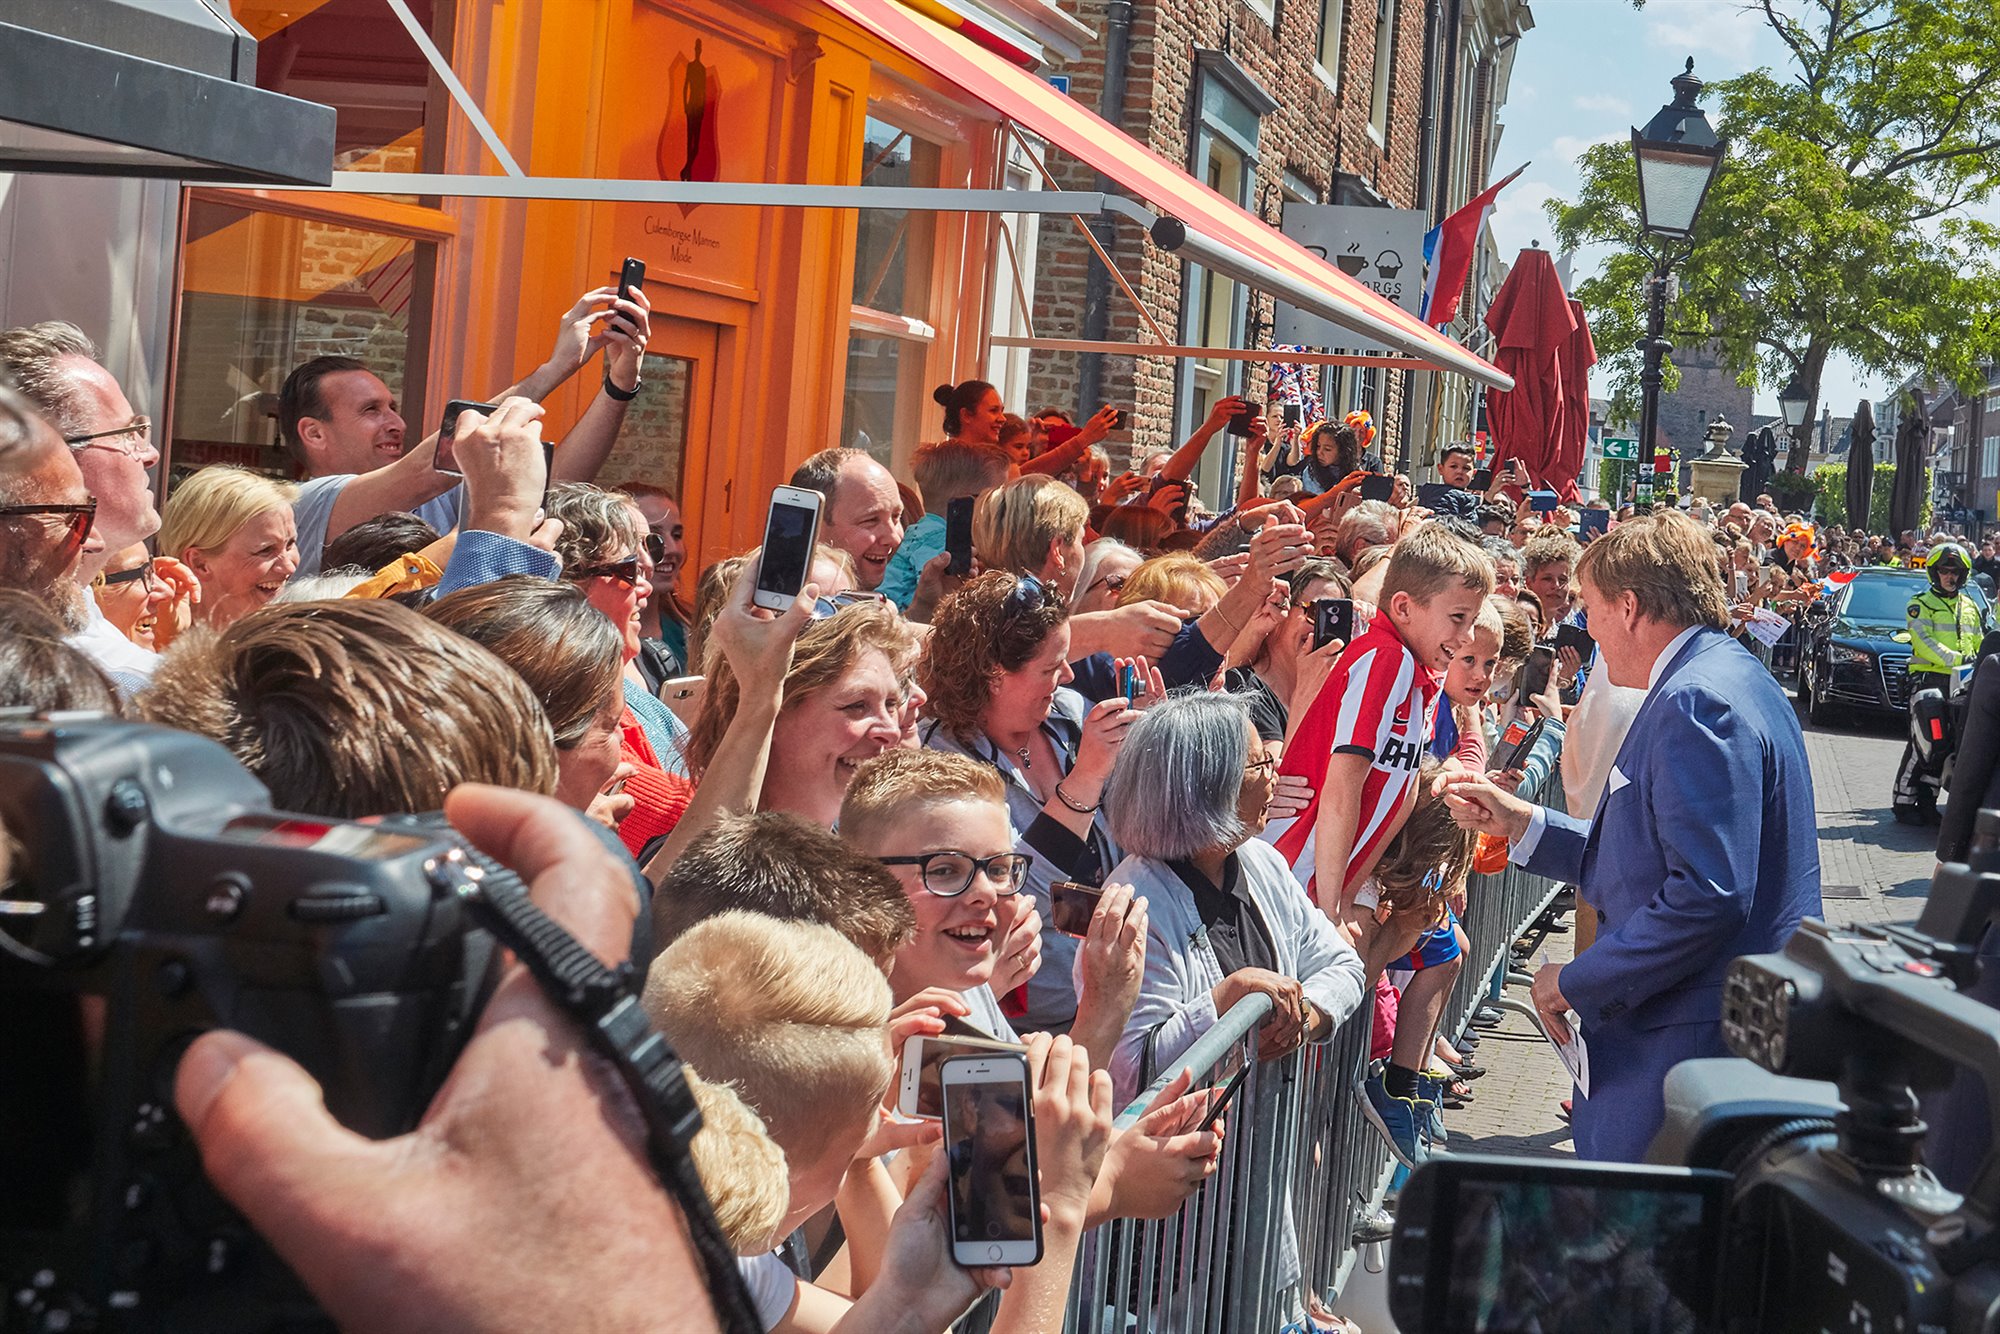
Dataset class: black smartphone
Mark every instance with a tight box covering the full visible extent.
[1050,880,1105,937]
[754,485,824,612]
[434,399,500,477]
[1578,507,1610,539]
[1313,598,1355,650]
[945,495,976,577]
[1555,622,1595,659]
[1148,476,1191,523]
[1282,403,1303,428]
[1360,473,1396,503]
[1109,408,1128,431]
[1471,467,1493,491]
[1199,1065,1249,1132]
[941,1052,1043,1268]
[1519,645,1556,701]
[1390,1156,1730,1334]
[1490,715,1547,772]
[617,256,646,308]
[1227,399,1262,437]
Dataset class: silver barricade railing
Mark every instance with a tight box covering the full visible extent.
[1051,727,1573,1332]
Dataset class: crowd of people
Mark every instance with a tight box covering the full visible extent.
[0,309,1851,1332]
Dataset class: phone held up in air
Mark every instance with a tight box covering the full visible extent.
[1527,489,1560,515]
[1554,622,1595,660]
[1117,664,1140,703]
[617,256,646,307]
[1227,399,1262,437]
[1313,598,1356,650]
[1359,473,1396,503]
[754,485,823,612]
[1470,467,1493,492]
[898,1031,1028,1120]
[434,399,500,477]
[941,1051,1044,1268]
[1578,507,1610,539]
[1518,645,1556,703]
[1050,880,1106,937]
[945,495,977,577]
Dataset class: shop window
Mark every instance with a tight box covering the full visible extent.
[170,196,439,482]
[842,115,942,469]
[600,352,695,497]
[1369,0,1398,140]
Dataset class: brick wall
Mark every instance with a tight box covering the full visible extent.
[1657,340,1754,456]
[1030,0,1432,469]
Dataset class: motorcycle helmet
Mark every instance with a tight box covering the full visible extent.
[1927,541,1971,595]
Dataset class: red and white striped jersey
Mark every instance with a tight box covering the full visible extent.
[1264,616,1441,899]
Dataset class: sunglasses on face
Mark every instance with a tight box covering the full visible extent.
[642,532,668,564]
[0,500,97,562]
[571,555,643,586]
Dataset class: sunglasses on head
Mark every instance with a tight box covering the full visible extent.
[1002,572,1060,617]
[812,589,887,619]
[571,555,643,585]
[0,500,97,563]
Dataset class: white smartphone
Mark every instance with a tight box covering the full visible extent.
[754,485,823,612]
[897,1031,1026,1120]
[940,1051,1043,1268]
[658,674,705,725]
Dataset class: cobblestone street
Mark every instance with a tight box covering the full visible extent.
[1446,702,1937,1158]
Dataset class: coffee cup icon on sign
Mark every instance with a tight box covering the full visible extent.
[1375,250,1404,279]
[1336,243,1369,276]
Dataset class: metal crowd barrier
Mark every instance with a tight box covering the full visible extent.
[1044,723,1571,1333]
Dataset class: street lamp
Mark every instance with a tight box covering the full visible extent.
[1631,59,1727,499]
[1776,372,1810,474]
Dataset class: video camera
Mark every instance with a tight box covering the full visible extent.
[0,716,501,1330]
[1389,812,2000,1333]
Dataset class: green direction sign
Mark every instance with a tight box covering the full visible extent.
[1601,436,1639,461]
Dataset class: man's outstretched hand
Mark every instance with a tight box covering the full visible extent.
[174,786,723,1334]
[1438,770,1536,844]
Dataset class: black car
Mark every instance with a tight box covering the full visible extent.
[1796,568,1991,724]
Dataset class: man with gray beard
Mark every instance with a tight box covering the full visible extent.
[0,380,102,634]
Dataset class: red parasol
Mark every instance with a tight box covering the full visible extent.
[1552,297,1597,495]
[1482,248,1579,502]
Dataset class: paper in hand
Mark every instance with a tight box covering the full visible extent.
[1549,1020,1590,1099]
[1741,608,1791,649]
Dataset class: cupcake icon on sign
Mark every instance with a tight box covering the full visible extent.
[1335,243,1369,276]
[1375,250,1404,278]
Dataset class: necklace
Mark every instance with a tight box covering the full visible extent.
[1014,745,1032,770]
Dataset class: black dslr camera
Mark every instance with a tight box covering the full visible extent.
[1391,814,2000,1333]
[0,718,494,1331]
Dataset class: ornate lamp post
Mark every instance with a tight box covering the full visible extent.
[1631,60,1728,468]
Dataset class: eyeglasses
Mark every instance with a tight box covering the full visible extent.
[877,850,1030,898]
[64,417,153,458]
[93,558,159,591]
[0,500,97,562]
[1084,572,1127,597]
[570,555,643,586]
[1245,755,1277,776]
[813,589,887,619]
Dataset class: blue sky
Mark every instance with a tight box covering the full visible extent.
[1485,0,1879,419]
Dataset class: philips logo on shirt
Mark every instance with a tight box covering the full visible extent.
[1379,735,1426,771]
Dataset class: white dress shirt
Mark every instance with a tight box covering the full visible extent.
[1509,623,1703,862]
[66,597,161,682]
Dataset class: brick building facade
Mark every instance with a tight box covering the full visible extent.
[1654,340,1754,457]
[1024,0,1530,491]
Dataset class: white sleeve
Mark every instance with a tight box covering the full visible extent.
[1508,804,1550,865]
[736,1252,800,1331]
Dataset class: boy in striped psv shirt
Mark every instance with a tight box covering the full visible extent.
[1265,524,1495,921]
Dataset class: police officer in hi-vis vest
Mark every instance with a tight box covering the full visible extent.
[1894,542,1989,822]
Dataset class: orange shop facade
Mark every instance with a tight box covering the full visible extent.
[149,0,1080,571]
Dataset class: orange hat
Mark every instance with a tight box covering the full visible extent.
[1343,410,1376,449]
[1780,522,1816,555]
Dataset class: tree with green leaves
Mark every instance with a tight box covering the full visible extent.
[1551,0,2000,474]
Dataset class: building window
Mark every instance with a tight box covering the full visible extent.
[1317,0,1345,79]
[1985,434,2000,478]
[170,196,443,484]
[1369,0,1398,139]
[1985,388,2000,413]
[842,114,942,469]
[1180,54,1273,498]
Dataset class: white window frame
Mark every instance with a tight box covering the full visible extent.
[1368,0,1398,143]
[1317,0,1346,85]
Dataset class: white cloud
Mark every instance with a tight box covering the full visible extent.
[1551,132,1623,163]
[1644,0,1767,67]
[1487,179,1561,259]
[1573,94,1632,117]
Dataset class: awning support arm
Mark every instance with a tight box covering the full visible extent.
[385,0,526,178]
[1004,123,1172,347]
[995,217,1037,341]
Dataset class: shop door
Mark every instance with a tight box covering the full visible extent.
[600,314,718,585]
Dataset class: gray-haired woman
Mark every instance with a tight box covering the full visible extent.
[1101,691,1365,1106]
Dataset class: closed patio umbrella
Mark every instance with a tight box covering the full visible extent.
[1889,390,1926,538]
[1552,296,1597,494]
[1482,247,1579,500]
[1846,398,1875,532]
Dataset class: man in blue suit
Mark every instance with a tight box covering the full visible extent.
[1443,511,1821,1161]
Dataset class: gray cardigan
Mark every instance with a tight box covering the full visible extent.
[1104,837,1366,1107]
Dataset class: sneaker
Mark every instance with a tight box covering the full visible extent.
[1417,1070,1451,1143]
[1366,1073,1437,1173]
[1351,1205,1395,1246]
[1470,1005,1505,1028]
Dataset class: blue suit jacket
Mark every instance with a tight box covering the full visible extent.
[1525,626,1821,1160]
